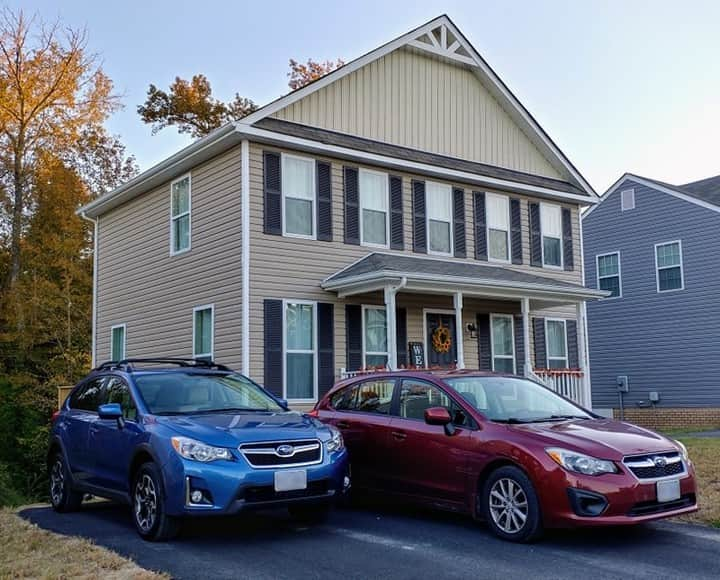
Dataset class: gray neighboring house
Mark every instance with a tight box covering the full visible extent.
[582,173,720,428]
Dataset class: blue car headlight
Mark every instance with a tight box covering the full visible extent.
[325,427,344,453]
[171,436,233,462]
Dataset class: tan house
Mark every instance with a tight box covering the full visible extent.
[78,15,605,408]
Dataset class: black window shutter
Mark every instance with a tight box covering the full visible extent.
[533,317,546,369]
[345,304,363,371]
[514,316,525,376]
[317,303,335,397]
[473,192,487,261]
[566,320,579,369]
[344,167,360,245]
[264,299,283,396]
[453,188,466,258]
[390,176,404,250]
[263,152,282,235]
[562,207,574,271]
[510,198,523,265]
[529,202,542,267]
[396,308,407,368]
[477,313,491,371]
[412,180,427,253]
[316,162,332,241]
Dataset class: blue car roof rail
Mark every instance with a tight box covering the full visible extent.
[93,358,232,373]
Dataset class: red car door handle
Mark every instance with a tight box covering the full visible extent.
[336,421,350,429]
[391,431,407,441]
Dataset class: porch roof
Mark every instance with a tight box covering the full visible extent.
[322,253,607,302]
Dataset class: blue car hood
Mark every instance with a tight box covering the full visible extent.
[156,411,330,447]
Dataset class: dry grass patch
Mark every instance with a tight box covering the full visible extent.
[0,508,167,579]
[677,437,720,527]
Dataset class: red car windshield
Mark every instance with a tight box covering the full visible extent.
[444,376,590,423]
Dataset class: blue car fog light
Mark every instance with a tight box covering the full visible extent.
[186,476,214,507]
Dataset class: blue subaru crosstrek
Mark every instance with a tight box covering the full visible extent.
[48,359,349,540]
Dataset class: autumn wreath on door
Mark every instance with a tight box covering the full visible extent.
[431,323,453,354]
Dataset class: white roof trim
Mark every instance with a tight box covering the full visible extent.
[582,173,720,221]
[241,15,596,199]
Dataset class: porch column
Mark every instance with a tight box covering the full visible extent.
[454,292,465,369]
[521,298,532,377]
[385,286,398,370]
[575,301,591,408]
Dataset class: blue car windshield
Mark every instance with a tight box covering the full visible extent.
[134,373,283,415]
[444,376,590,423]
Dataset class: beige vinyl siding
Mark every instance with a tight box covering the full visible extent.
[96,145,243,367]
[249,143,582,384]
[272,47,563,181]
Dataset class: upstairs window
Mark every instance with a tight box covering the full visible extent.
[541,203,562,268]
[655,241,684,292]
[111,324,126,361]
[282,154,315,238]
[193,305,214,361]
[545,319,568,369]
[362,306,388,368]
[597,252,622,298]
[486,193,510,262]
[171,175,191,254]
[359,169,389,246]
[621,188,635,211]
[427,182,453,255]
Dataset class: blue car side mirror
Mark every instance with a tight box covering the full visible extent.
[98,403,123,420]
[277,398,288,409]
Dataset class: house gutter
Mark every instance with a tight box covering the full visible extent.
[241,140,251,375]
[79,211,99,367]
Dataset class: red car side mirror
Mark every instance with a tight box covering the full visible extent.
[424,406,452,426]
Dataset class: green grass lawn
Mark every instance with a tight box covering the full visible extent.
[675,437,720,528]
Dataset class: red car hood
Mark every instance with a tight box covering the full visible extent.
[509,419,679,460]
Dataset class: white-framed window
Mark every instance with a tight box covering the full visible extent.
[193,304,214,361]
[359,169,389,247]
[655,240,684,292]
[540,203,562,268]
[596,252,622,298]
[490,314,515,373]
[486,193,510,262]
[362,306,388,368]
[170,174,191,254]
[545,319,568,369]
[110,324,126,361]
[621,188,635,211]
[282,153,316,238]
[283,300,317,402]
[426,181,453,256]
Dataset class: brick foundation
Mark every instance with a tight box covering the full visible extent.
[612,407,720,431]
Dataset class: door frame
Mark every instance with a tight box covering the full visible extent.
[423,309,458,367]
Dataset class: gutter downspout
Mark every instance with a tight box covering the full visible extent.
[80,212,98,367]
[241,140,250,376]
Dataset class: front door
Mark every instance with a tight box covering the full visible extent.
[425,311,457,368]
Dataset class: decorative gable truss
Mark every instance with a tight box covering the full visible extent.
[408,21,476,66]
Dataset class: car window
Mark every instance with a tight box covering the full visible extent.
[333,379,395,415]
[105,376,138,421]
[68,378,106,412]
[398,379,468,426]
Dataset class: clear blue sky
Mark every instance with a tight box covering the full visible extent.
[10,0,720,192]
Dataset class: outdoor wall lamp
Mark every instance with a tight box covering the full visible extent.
[466,323,478,339]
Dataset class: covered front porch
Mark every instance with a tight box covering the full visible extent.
[322,253,606,407]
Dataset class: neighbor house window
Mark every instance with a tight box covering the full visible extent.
[111,324,126,361]
[486,193,510,262]
[540,203,562,267]
[284,301,316,401]
[359,169,389,246]
[170,175,191,254]
[655,241,684,292]
[490,314,515,373]
[282,154,315,237]
[621,188,635,211]
[427,182,453,255]
[193,305,214,361]
[545,319,568,369]
[363,306,388,368]
[597,252,622,298]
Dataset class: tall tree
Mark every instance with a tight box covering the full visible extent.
[0,9,119,287]
[287,58,344,91]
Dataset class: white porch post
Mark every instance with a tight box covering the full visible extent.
[454,292,465,369]
[521,297,532,377]
[576,301,591,408]
[385,285,398,370]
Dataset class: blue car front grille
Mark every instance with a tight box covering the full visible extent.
[239,439,322,468]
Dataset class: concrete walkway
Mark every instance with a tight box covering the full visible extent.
[686,430,720,438]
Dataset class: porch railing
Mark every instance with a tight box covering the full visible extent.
[532,369,586,406]
[338,365,459,380]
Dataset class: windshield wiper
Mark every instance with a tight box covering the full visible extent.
[550,414,589,420]
[154,411,189,416]
[493,417,534,424]
[194,407,272,414]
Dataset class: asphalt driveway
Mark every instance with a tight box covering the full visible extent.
[21,501,720,580]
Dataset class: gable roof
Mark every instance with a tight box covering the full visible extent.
[680,175,720,206]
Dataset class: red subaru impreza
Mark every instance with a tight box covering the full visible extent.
[311,371,697,542]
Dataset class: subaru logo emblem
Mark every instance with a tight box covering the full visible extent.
[653,456,668,468]
[276,444,294,457]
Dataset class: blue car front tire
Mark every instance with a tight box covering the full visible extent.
[132,462,181,541]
